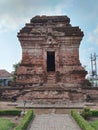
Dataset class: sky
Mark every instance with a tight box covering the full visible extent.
[0,0,98,77]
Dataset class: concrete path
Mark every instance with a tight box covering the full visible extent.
[16,102,85,109]
[29,114,81,130]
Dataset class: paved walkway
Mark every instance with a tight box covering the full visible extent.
[16,102,86,109]
[29,114,81,130]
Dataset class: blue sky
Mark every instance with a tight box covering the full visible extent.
[0,0,98,76]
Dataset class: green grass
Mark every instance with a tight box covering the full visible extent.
[90,120,98,130]
[0,118,14,130]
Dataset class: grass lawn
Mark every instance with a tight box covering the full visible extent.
[0,118,14,130]
[90,120,98,130]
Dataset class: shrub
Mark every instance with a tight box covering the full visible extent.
[0,110,22,116]
[71,110,95,130]
[89,110,98,130]
[81,107,92,119]
[91,110,98,117]
[14,109,34,130]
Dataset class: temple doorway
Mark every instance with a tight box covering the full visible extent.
[47,51,55,72]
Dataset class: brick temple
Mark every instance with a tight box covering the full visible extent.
[16,15,88,104]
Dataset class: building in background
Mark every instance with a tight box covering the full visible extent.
[0,69,12,86]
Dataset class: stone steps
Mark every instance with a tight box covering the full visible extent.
[47,72,56,83]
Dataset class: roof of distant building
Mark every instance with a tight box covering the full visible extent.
[0,69,11,78]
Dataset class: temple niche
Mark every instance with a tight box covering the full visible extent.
[16,15,88,103]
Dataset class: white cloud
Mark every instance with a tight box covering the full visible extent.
[87,33,94,42]
[88,24,98,45]
[79,47,95,72]
[0,14,30,33]
[94,24,98,33]
[0,0,73,32]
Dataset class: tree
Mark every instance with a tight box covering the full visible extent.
[12,62,20,82]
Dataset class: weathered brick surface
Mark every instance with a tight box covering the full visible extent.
[16,15,88,103]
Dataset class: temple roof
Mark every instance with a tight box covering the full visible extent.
[30,15,70,23]
[18,15,84,38]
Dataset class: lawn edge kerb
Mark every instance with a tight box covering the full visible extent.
[71,110,95,130]
[14,109,34,130]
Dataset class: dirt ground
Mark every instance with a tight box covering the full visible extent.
[86,102,98,110]
[0,101,98,111]
[0,101,16,110]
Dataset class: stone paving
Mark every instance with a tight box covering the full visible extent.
[16,101,86,109]
[29,114,81,130]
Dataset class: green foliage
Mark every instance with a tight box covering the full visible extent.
[14,109,34,130]
[89,110,98,130]
[81,107,92,119]
[90,119,98,130]
[71,110,95,130]
[91,110,98,117]
[12,62,20,81]
[0,118,14,130]
[0,110,22,116]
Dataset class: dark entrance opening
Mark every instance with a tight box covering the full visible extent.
[47,51,55,72]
